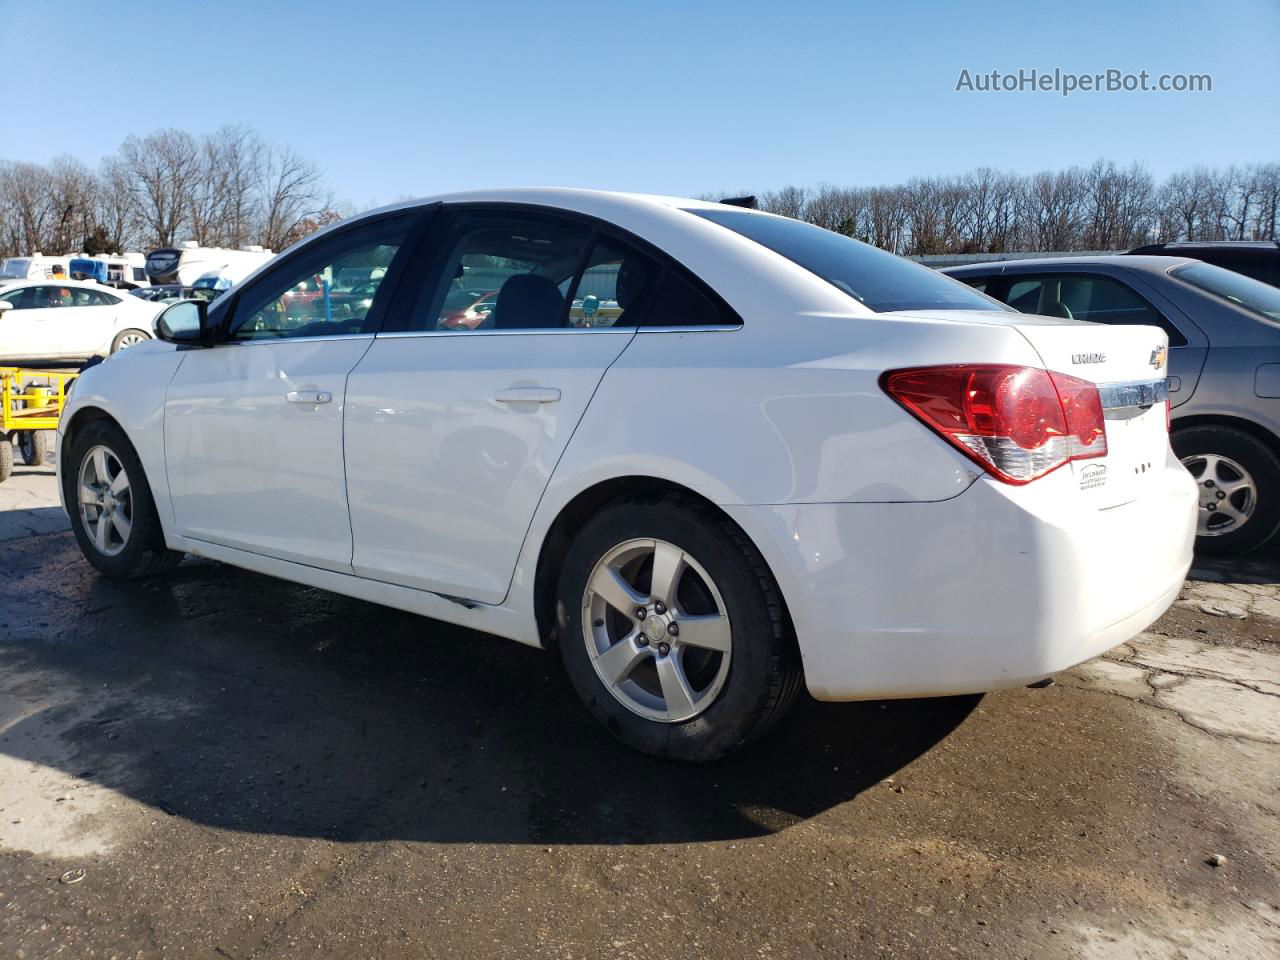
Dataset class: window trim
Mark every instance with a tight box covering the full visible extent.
[214,206,435,344]
[381,201,743,335]
[984,270,1190,348]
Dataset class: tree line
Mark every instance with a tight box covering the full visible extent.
[4,135,1278,262]
[0,126,335,259]
[742,160,1280,255]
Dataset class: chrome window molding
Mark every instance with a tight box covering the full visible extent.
[637,324,742,334]
[376,324,741,339]
[218,332,376,346]
[376,327,639,339]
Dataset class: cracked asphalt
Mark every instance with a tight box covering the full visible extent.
[1,448,1277,959]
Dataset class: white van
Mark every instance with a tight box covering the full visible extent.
[144,242,274,287]
[0,253,73,283]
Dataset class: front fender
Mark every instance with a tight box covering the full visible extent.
[58,342,185,530]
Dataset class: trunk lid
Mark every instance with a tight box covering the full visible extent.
[893,310,1171,509]
[1010,320,1171,509]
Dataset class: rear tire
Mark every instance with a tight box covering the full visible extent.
[63,420,184,578]
[1173,425,1280,555]
[556,495,802,762]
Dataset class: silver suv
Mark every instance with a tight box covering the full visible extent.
[944,256,1280,555]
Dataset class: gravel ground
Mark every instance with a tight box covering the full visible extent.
[1,453,1277,959]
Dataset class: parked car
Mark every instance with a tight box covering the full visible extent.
[944,256,1280,554]
[1127,241,1280,287]
[57,190,1195,761]
[0,279,163,363]
[1,254,72,284]
[439,288,497,329]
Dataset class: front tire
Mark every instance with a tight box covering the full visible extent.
[556,496,802,762]
[64,420,183,578]
[1173,425,1280,555]
[111,329,151,354]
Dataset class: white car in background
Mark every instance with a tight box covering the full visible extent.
[0,279,162,363]
[56,188,1198,761]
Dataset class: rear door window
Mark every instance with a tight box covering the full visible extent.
[410,210,672,332]
[1000,274,1188,347]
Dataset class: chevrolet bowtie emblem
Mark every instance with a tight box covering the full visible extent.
[1149,345,1167,369]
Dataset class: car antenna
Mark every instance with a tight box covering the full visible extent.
[718,195,758,209]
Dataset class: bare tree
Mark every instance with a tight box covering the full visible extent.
[259,145,328,252]
[119,129,203,247]
[759,185,808,220]
[0,161,57,255]
[96,157,139,252]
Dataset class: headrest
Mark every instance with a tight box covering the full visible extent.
[492,274,564,330]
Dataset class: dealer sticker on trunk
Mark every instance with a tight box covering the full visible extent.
[1079,463,1107,490]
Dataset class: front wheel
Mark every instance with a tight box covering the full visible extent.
[557,497,802,762]
[1173,425,1280,555]
[111,329,151,353]
[63,420,184,578]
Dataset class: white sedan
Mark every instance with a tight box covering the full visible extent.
[0,278,160,363]
[55,189,1198,761]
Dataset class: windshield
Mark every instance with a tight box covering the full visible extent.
[1,259,30,279]
[688,209,1007,313]
[1172,262,1280,322]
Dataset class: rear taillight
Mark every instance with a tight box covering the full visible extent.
[882,364,1108,485]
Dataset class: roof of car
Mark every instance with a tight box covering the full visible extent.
[942,255,1200,276]
[0,277,118,290]
[1130,240,1280,252]
[346,188,740,228]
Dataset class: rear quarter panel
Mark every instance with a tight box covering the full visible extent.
[505,311,1047,636]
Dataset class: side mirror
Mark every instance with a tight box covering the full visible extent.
[155,299,210,345]
[0,301,12,315]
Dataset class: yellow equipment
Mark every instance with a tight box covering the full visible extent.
[1,367,76,482]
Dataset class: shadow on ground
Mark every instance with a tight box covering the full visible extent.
[0,538,979,846]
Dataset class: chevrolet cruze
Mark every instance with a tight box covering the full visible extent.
[57,189,1197,761]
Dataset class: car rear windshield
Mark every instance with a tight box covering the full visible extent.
[688,209,1006,313]
[1172,262,1280,323]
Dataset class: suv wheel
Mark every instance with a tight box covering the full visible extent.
[557,496,801,762]
[1173,425,1280,555]
[64,420,184,578]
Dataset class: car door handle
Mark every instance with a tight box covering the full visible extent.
[493,387,561,404]
[286,390,332,404]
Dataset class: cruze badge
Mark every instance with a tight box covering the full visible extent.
[1149,345,1167,369]
[1072,352,1106,364]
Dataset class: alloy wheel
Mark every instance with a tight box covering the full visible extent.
[115,332,148,350]
[1182,452,1256,537]
[77,445,133,556]
[581,538,732,723]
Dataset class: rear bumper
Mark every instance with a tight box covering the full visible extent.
[725,452,1197,701]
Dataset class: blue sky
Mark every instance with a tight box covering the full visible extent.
[3,0,1277,209]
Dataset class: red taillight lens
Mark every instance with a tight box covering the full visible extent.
[1048,371,1107,459]
[882,364,1108,485]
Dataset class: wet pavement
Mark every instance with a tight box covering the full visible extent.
[1,455,1278,959]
